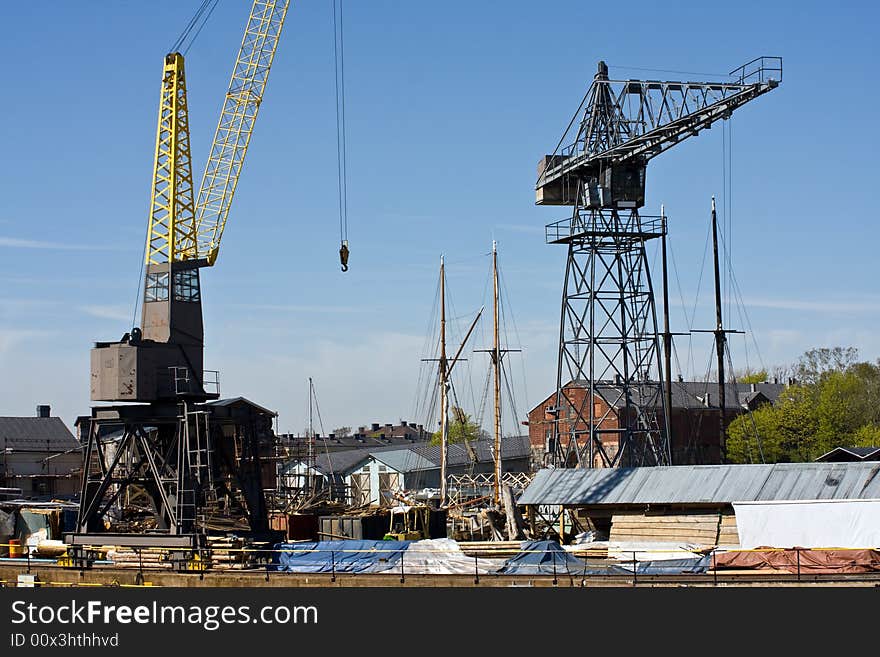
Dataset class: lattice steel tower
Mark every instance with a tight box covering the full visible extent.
[536,58,781,469]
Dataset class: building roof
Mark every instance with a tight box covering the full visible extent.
[283,435,532,477]
[281,443,405,478]
[206,397,277,417]
[373,448,438,473]
[0,417,80,453]
[299,434,428,452]
[517,462,880,506]
[815,447,880,462]
[530,380,786,415]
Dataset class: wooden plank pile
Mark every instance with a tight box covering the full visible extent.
[104,535,266,571]
[609,513,722,546]
[457,540,522,559]
[206,536,262,571]
[105,547,173,569]
[717,512,740,547]
[568,545,609,558]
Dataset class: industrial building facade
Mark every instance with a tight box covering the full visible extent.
[526,380,786,467]
[0,406,81,498]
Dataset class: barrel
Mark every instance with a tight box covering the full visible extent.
[8,538,23,558]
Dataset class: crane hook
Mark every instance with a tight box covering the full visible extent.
[339,240,350,272]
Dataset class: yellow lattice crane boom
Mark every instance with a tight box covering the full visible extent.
[145,53,199,265]
[195,0,290,266]
[91,0,290,403]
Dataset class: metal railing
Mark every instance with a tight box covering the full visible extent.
[729,56,783,85]
[3,540,879,587]
[546,213,664,244]
[169,367,220,397]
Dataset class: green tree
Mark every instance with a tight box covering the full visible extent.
[795,346,858,385]
[815,370,863,454]
[736,369,768,385]
[430,406,482,446]
[851,424,880,448]
[727,349,880,463]
[726,403,779,463]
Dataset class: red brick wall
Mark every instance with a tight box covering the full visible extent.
[527,386,620,467]
[528,386,737,466]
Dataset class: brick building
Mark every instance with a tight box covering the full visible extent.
[526,379,785,467]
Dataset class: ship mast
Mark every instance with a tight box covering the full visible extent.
[474,242,520,506]
[492,242,502,505]
[426,255,483,507]
[439,256,449,505]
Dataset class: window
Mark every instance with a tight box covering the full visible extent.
[173,269,200,302]
[349,473,371,506]
[378,472,401,507]
[144,272,169,302]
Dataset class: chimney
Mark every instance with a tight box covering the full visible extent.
[36,405,50,418]
[773,377,779,384]
[371,423,380,431]
[704,393,711,407]
[328,433,335,440]
[385,423,392,429]
[677,374,684,383]
[358,426,366,433]
[750,383,756,392]
[401,420,408,428]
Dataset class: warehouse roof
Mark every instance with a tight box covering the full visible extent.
[283,435,532,477]
[531,380,786,414]
[517,462,880,506]
[815,447,880,462]
[206,397,277,417]
[0,417,80,453]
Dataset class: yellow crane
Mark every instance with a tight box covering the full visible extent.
[91,0,290,403]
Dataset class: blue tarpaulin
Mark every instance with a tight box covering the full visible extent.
[621,556,711,575]
[497,540,588,575]
[274,540,410,573]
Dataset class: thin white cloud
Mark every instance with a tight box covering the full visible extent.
[79,305,131,321]
[669,295,880,314]
[743,297,880,314]
[0,236,119,251]
[227,303,361,314]
[494,223,544,234]
[0,328,57,353]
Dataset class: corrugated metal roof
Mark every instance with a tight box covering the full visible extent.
[516,462,880,505]
[372,449,437,473]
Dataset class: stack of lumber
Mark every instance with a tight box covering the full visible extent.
[207,535,262,570]
[449,514,494,542]
[568,544,609,559]
[105,547,172,569]
[609,513,721,546]
[717,513,740,547]
[458,540,522,559]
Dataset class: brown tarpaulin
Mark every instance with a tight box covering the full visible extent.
[713,548,880,574]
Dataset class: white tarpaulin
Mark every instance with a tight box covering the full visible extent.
[399,539,506,574]
[733,499,880,549]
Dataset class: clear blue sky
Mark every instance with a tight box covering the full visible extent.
[1,1,878,435]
